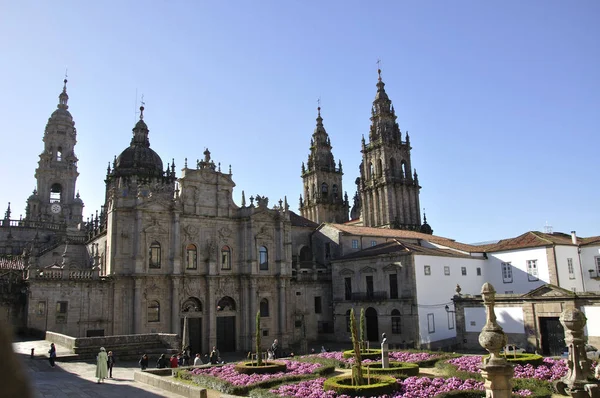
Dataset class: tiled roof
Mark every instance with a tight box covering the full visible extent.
[336,239,473,261]
[289,211,319,228]
[323,223,481,253]
[0,256,24,270]
[484,231,597,252]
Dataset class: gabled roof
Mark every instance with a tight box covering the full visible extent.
[580,236,600,247]
[486,231,582,252]
[321,223,481,253]
[289,211,319,228]
[335,239,473,261]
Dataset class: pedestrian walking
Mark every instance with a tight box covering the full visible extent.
[96,347,108,383]
[270,339,280,359]
[156,353,168,368]
[139,353,149,370]
[107,351,115,378]
[48,343,56,367]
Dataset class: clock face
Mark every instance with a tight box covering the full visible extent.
[51,203,61,214]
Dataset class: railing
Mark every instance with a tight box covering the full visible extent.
[0,219,67,231]
[28,267,100,280]
[349,291,388,301]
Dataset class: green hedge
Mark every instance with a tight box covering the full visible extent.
[342,349,382,361]
[503,353,544,367]
[323,374,398,397]
[234,361,287,375]
[363,361,419,377]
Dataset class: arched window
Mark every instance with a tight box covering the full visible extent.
[148,300,160,322]
[182,298,202,312]
[312,184,316,199]
[217,296,236,311]
[221,246,231,270]
[259,246,268,270]
[149,241,161,268]
[260,298,269,317]
[299,246,312,263]
[332,184,338,200]
[377,159,383,177]
[321,183,328,199]
[369,163,374,180]
[56,147,63,162]
[50,183,62,203]
[401,161,409,179]
[345,309,352,332]
[391,309,401,334]
[186,244,197,270]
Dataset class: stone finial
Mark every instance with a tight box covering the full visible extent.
[559,308,594,394]
[478,283,507,365]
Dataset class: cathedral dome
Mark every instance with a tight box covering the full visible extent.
[419,214,433,235]
[113,106,164,178]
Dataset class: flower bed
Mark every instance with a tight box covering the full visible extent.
[307,350,441,368]
[175,359,333,396]
[446,356,568,381]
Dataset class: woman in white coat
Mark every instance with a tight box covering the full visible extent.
[96,347,109,383]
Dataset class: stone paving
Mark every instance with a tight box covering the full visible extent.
[13,340,196,398]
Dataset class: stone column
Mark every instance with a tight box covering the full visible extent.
[559,308,597,398]
[133,278,143,334]
[478,283,513,398]
[171,277,181,333]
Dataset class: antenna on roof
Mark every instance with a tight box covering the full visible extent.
[544,221,553,234]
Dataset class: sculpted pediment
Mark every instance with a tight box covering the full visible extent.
[522,284,574,298]
[144,219,168,235]
[360,266,376,273]
[383,263,401,271]
[339,268,355,276]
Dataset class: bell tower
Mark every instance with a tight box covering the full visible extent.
[26,79,84,225]
[300,106,349,223]
[357,69,421,229]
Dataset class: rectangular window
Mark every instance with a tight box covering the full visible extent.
[568,258,575,279]
[186,248,197,270]
[461,267,467,276]
[344,277,352,300]
[37,301,46,316]
[262,329,269,337]
[149,242,161,268]
[527,260,539,281]
[391,314,401,334]
[427,313,435,333]
[389,273,398,299]
[596,257,600,274]
[351,239,359,249]
[476,267,481,276]
[502,262,513,283]
[444,266,450,276]
[505,291,514,294]
[56,301,68,324]
[371,240,377,247]
[314,296,322,314]
[366,275,374,298]
[424,265,431,275]
[259,246,268,270]
[447,312,455,330]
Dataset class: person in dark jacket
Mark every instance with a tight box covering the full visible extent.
[156,353,168,368]
[107,351,116,378]
[139,354,149,370]
[48,343,56,368]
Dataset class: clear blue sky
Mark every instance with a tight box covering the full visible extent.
[1,1,598,244]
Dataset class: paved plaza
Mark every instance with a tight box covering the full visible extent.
[12,340,198,398]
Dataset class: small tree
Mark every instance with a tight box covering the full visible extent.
[360,307,366,351]
[256,310,262,366]
[350,308,364,385]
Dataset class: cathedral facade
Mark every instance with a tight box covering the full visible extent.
[1,70,427,354]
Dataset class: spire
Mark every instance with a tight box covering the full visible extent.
[305,105,335,172]
[58,78,69,109]
[131,105,150,147]
[375,68,389,101]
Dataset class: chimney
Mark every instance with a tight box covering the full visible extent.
[571,231,577,245]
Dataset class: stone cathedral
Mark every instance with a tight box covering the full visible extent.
[0,70,430,354]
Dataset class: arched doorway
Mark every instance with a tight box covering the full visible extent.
[216,296,236,352]
[181,298,202,357]
[366,307,379,342]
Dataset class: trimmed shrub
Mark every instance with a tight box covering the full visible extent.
[234,361,287,375]
[323,374,398,397]
[342,348,382,361]
[503,353,544,367]
[363,361,419,377]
